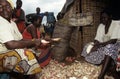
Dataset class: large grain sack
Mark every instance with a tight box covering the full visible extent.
[51,22,74,62]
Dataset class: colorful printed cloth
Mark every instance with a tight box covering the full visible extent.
[37,47,51,68]
[81,43,119,65]
[0,49,41,75]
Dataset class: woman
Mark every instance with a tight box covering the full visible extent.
[22,15,43,39]
[0,0,50,79]
[81,10,120,79]
[22,15,51,68]
[13,0,26,33]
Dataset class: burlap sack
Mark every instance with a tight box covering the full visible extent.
[51,22,74,62]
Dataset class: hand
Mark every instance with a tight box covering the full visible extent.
[57,12,64,20]
[90,45,98,52]
[39,43,50,49]
[34,39,41,47]
[51,38,61,42]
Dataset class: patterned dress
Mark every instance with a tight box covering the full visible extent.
[81,21,120,65]
[0,16,41,75]
[22,25,51,68]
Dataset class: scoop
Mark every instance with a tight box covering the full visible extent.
[51,38,61,42]
[41,39,50,44]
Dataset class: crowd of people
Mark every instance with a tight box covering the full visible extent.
[0,0,120,79]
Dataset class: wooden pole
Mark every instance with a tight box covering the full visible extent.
[79,0,83,53]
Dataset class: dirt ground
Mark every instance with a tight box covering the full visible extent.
[40,58,114,79]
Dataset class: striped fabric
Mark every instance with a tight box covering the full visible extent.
[37,47,51,68]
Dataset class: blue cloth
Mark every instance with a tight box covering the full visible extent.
[47,12,56,23]
[37,13,45,18]
[0,74,10,79]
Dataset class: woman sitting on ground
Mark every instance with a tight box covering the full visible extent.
[22,15,51,68]
[0,0,50,79]
[81,10,120,79]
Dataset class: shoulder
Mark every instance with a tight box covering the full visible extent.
[21,8,24,11]
[110,20,120,29]
[20,9,25,13]
[0,17,11,29]
[97,23,105,29]
[111,20,120,25]
[0,16,8,24]
[40,13,45,17]
[11,20,17,25]
[27,24,35,30]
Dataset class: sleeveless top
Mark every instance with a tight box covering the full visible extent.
[22,26,41,39]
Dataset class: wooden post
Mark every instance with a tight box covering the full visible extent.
[79,0,84,53]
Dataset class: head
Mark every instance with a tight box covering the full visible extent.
[31,15,42,27]
[36,7,40,14]
[100,10,112,25]
[16,0,22,9]
[44,12,48,16]
[0,0,13,21]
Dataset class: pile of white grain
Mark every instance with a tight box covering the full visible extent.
[40,60,114,79]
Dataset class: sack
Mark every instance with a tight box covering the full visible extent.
[47,12,56,23]
[51,23,72,62]
[69,12,93,26]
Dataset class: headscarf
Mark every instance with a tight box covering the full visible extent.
[7,0,14,9]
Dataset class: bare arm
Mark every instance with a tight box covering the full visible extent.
[94,39,117,47]
[27,25,38,39]
[90,39,117,52]
[4,39,41,50]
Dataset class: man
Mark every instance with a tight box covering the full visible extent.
[36,7,44,19]
[0,0,49,79]
[44,12,56,37]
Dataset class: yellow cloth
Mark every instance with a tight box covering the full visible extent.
[7,0,14,9]
[40,25,45,33]
[0,50,42,75]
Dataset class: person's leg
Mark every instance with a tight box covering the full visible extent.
[0,73,10,79]
[28,73,41,79]
[9,71,25,79]
[36,73,42,79]
[98,55,112,79]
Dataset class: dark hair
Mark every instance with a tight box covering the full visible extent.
[16,0,22,3]
[101,8,112,17]
[36,7,40,10]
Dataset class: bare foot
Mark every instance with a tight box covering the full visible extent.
[65,57,76,63]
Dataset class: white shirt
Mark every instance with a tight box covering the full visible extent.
[0,16,23,53]
[41,16,47,25]
[95,20,120,42]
